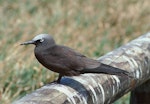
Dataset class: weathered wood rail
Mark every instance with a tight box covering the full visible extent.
[13,32,150,104]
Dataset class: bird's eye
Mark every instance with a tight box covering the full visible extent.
[40,38,44,42]
[35,38,44,43]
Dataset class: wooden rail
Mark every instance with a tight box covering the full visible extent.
[13,32,150,104]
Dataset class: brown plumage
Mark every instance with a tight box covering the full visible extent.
[21,34,130,83]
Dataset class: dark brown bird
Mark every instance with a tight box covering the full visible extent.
[21,34,130,83]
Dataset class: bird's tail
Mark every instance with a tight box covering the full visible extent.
[81,63,132,78]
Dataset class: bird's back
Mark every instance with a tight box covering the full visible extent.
[34,45,100,75]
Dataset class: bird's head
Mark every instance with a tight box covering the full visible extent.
[21,34,55,47]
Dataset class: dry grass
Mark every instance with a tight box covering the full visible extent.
[0,0,149,104]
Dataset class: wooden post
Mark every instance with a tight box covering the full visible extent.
[13,32,150,104]
[130,80,150,104]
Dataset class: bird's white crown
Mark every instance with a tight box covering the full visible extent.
[33,34,50,41]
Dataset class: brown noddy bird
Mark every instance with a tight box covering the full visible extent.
[21,34,131,83]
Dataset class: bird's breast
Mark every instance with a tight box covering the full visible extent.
[34,49,69,74]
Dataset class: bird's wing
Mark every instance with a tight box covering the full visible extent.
[50,45,86,58]
[60,45,86,57]
[49,45,100,70]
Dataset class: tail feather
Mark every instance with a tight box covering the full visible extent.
[81,63,132,78]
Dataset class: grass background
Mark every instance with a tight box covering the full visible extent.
[0,0,149,104]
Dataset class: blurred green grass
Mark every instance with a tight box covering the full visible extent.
[0,0,149,104]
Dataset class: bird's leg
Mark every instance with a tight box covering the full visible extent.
[57,74,62,83]
[50,74,62,84]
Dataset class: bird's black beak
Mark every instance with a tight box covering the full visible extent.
[20,40,35,45]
